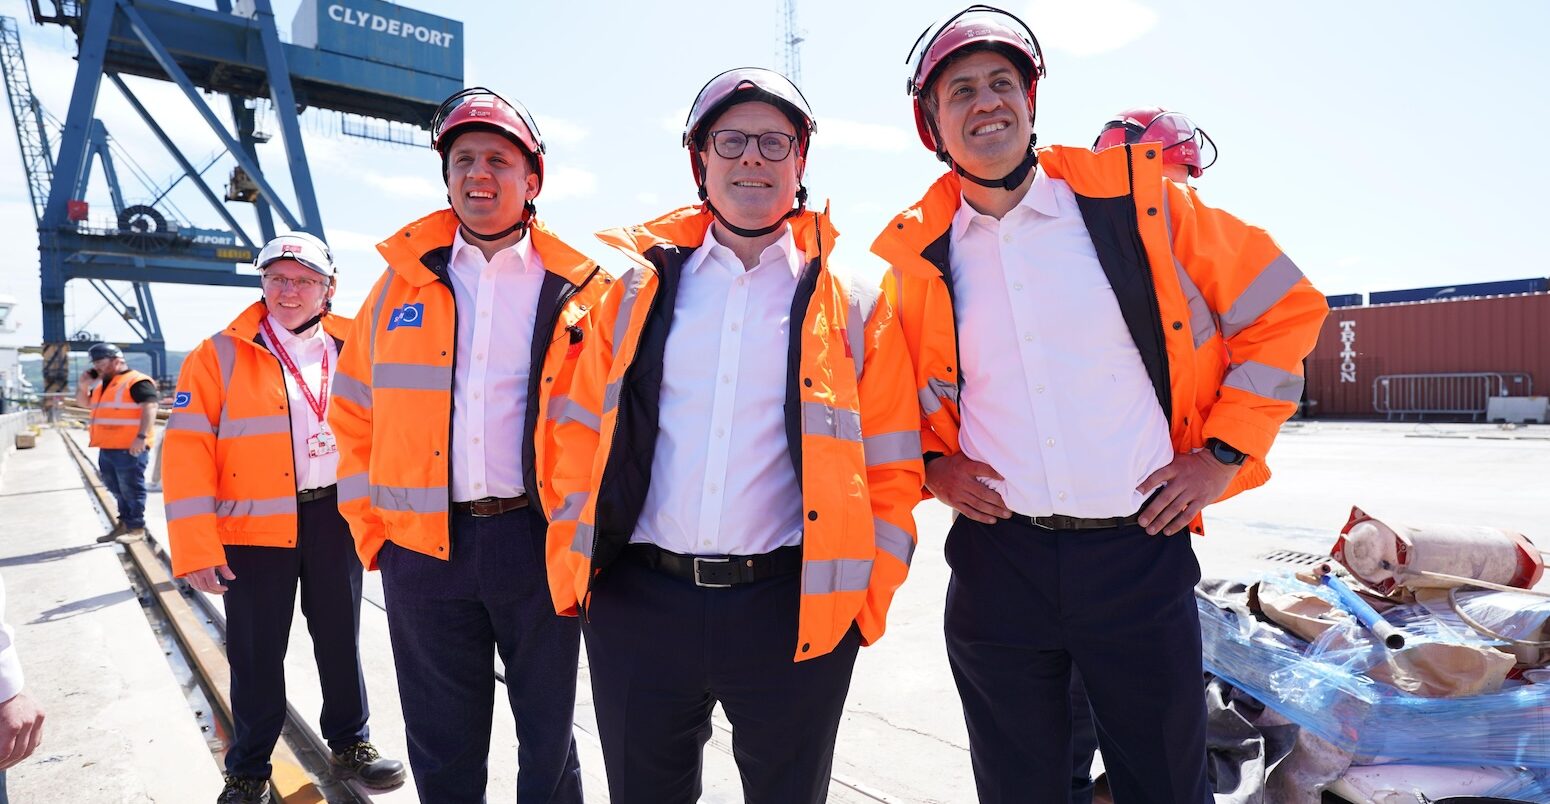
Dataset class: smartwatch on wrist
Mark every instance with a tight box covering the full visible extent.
[1206,438,1245,466]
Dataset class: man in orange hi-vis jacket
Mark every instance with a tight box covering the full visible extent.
[164,232,405,804]
[329,88,609,804]
[543,68,922,804]
[871,7,1327,803]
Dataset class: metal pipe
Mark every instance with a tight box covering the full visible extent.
[1316,563,1407,650]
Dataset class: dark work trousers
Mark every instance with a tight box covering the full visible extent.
[944,516,1211,804]
[1070,666,1099,804]
[582,557,862,804]
[222,496,368,779]
[97,448,148,529]
[378,508,582,804]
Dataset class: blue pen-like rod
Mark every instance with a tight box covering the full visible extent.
[1316,563,1407,650]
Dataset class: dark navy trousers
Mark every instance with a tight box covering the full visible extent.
[222,496,368,779]
[379,509,582,804]
[582,558,861,804]
[944,516,1211,804]
[97,448,148,529]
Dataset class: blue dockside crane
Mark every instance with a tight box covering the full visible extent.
[3,0,463,392]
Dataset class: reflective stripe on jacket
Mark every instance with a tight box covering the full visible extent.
[163,301,351,576]
[545,206,924,661]
[89,369,156,449]
[330,209,611,569]
[871,144,1328,530]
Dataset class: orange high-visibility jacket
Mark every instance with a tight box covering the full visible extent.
[330,209,612,569]
[163,301,351,577]
[545,206,925,661]
[89,369,157,449]
[871,145,1328,531]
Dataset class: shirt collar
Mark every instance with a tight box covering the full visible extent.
[449,227,540,274]
[950,165,1064,245]
[263,312,323,348]
[685,224,804,279]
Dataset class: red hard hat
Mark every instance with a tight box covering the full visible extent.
[683,68,815,189]
[431,88,546,191]
[1092,107,1217,178]
[906,5,1046,154]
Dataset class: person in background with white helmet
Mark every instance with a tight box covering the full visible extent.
[74,340,158,543]
[872,5,1327,802]
[1093,106,1217,185]
[543,67,922,803]
[164,232,405,804]
[329,87,609,803]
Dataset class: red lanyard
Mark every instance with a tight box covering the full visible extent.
[260,318,330,425]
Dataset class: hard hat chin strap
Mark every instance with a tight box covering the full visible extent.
[448,197,536,242]
[946,135,1039,191]
[289,312,324,335]
[699,185,809,239]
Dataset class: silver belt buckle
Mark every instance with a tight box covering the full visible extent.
[692,556,733,588]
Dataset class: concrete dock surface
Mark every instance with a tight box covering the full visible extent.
[1,420,1546,802]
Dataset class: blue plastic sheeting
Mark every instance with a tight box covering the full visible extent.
[1198,578,1550,768]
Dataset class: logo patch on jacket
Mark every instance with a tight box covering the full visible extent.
[173,391,192,408]
[387,303,425,331]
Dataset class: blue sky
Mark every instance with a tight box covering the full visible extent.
[3,0,1548,350]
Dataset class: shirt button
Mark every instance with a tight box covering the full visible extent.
[737,277,747,286]
[1058,491,1068,501]
[1014,282,1023,291]
[472,436,480,444]
[708,483,718,494]
[703,540,713,547]
[476,353,484,361]
[730,322,740,332]
[1046,438,1056,447]
[480,311,489,318]
[1024,334,1034,342]
[721,375,731,384]
[473,392,481,399]
[715,428,725,438]
[474,482,483,489]
[1002,234,1013,244]
[1036,384,1046,394]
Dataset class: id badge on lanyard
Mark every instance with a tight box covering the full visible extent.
[261,318,337,457]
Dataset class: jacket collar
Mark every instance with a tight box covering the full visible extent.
[597,203,839,275]
[871,144,1143,279]
[377,208,598,288]
[223,300,350,345]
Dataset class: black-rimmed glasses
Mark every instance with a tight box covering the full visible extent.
[708,130,798,162]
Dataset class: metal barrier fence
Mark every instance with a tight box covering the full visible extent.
[1372,372,1535,421]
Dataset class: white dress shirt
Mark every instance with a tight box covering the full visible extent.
[265,314,339,493]
[0,575,23,702]
[447,230,545,502]
[950,167,1174,518]
[631,225,807,556]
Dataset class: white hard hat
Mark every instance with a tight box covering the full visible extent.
[256,231,335,276]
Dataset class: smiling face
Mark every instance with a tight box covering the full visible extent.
[261,260,334,330]
[446,130,540,237]
[929,48,1033,179]
[698,101,804,232]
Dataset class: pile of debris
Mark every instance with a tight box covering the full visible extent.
[1197,507,1550,803]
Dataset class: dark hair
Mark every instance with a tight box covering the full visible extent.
[920,42,1031,128]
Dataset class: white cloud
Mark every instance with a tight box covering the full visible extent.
[1335,255,1363,269]
[635,192,661,206]
[1025,0,1158,56]
[820,118,914,153]
[543,166,598,200]
[321,228,385,254]
[541,117,589,146]
[361,172,445,202]
[662,107,690,135]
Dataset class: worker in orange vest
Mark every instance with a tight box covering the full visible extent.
[164,232,405,804]
[75,341,158,543]
[873,6,1327,802]
[330,88,610,803]
[544,68,923,804]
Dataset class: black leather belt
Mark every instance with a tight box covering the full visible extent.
[1015,512,1141,531]
[624,543,802,588]
[297,485,336,504]
[451,495,529,517]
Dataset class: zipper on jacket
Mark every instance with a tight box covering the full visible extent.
[1125,144,1174,423]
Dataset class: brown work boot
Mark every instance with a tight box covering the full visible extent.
[115,527,147,545]
[96,520,128,543]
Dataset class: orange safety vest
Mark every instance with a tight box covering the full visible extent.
[545,206,925,661]
[330,209,612,569]
[162,301,352,577]
[871,144,1329,531]
[89,368,156,449]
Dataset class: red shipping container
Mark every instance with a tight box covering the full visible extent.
[1303,293,1550,418]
